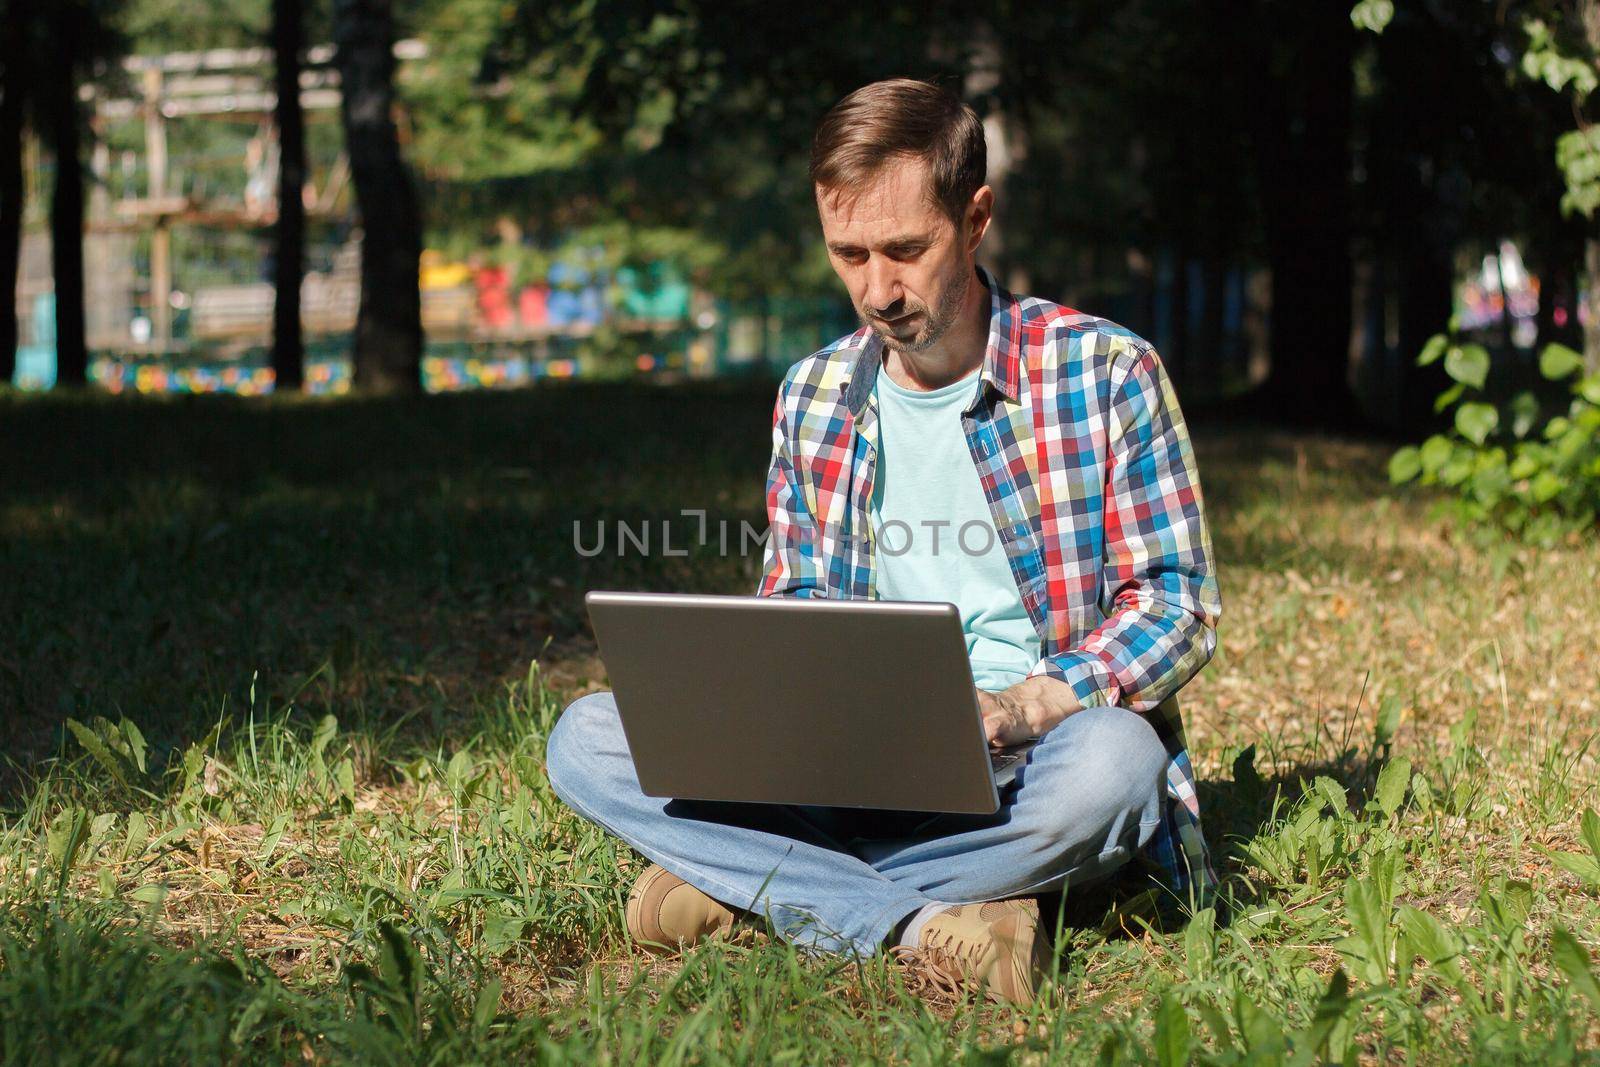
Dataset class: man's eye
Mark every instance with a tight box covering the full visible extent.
[887,246,923,260]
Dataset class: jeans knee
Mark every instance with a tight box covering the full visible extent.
[1017,705,1167,838]
[1085,703,1165,763]
[1079,705,1168,813]
[545,690,620,804]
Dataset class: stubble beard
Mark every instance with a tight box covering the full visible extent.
[865,265,971,355]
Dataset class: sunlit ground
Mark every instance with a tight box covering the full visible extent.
[1,383,1596,1061]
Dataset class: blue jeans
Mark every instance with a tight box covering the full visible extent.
[545,691,1168,956]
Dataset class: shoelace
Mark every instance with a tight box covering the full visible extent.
[891,924,990,998]
[923,929,982,967]
[888,944,969,1001]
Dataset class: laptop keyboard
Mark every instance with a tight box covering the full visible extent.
[989,749,1026,772]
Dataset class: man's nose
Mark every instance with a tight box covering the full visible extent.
[863,256,903,316]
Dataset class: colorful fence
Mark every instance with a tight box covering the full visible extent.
[13,295,853,395]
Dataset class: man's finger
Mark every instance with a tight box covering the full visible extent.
[981,712,1006,745]
[983,713,1018,746]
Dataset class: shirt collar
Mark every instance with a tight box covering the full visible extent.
[841,264,1023,418]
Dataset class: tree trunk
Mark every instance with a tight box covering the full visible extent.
[45,4,85,387]
[1586,237,1600,375]
[0,1,28,385]
[965,27,1030,293]
[333,0,421,395]
[1584,1,1600,375]
[1250,0,1359,427]
[1391,240,1454,428]
[1198,252,1227,398]
[1167,246,1190,395]
[1532,227,1583,356]
[272,0,306,392]
[1352,5,1468,431]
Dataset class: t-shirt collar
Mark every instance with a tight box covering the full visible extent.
[841,264,1022,418]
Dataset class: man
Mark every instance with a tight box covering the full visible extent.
[547,78,1222,1005]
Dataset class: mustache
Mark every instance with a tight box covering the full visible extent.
[864,299,925,321]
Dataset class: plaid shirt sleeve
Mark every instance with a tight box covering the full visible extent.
[1028,344,1222,712]
[756,375,827,599]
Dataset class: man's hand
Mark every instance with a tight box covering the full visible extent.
[977,676,1087,746]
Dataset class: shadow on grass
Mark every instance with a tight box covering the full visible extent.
[1035,741,1386,944]
[0,381,1413,799]
[0,382,782,781]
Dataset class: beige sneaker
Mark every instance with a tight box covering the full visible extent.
[894,898,1051,1005]
[624,864,738,953]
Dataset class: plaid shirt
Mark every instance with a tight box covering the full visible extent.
[756,266,1222,906]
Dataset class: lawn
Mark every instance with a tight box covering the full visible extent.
[0,381,1597,1063]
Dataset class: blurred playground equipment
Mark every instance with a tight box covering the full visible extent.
[11,41,853,394]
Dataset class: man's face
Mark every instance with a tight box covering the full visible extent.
[816,156,980,354]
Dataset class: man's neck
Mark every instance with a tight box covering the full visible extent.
[883,267,990,392]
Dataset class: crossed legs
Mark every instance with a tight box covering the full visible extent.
[545,690,1168,956]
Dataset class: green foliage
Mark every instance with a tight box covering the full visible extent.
[1537,808,1600,890]
[5,390,1600,1063]
[11,725,1598,1064]
[393,0,966,302]
[117,0,274,51]
[1555,126,1600,218]
[400,0,607,181]
[1389,334,1600,545]
[64,715,151,794]
[1521,19,1599,99]
[1511,13,1600,219]
[1504,11,1600,223]
[0,906,298,1061]
[1349,0,1393,34]
[1551,926,1600,1010]
[340,921,508,1060]
[1152,991,1193,1067]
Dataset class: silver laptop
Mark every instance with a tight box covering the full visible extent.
[583,590,1040,814]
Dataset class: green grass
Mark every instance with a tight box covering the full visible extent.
[1,383,1598,1064]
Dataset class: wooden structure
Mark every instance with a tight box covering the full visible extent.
[72,42,426,351]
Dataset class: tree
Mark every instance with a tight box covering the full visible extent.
[288,0,1600,419]
[334,0,422,394]
[1353,2,1580,428]
[399,0,968,304]
[1358,0,1600,379]
[477,0,1354,419]
[272,0,306,392]
[15,0,123,389]
[1562,0,1600,374]
[1245,0,1360,427]
[41,3,88,386]
[0,0,30,385]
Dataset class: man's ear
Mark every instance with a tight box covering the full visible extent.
[964,186,994,255]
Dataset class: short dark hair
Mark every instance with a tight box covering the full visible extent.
[809,78,986,225]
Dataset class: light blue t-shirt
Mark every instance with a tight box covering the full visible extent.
[869,362,1042,691]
